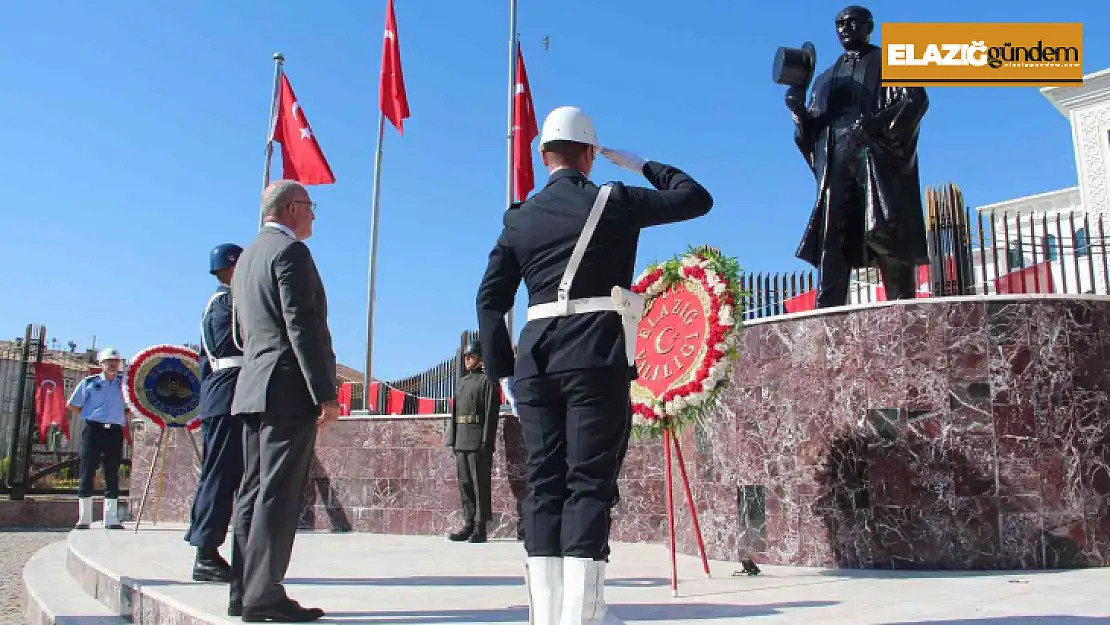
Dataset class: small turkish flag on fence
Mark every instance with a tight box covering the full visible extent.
[273,73,336,185]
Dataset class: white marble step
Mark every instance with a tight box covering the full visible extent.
[23,540,127,625]
[60,523,1110,624]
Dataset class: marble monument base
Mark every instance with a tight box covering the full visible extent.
[129,295,1110,570]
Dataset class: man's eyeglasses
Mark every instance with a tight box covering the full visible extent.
[289,200,316,214]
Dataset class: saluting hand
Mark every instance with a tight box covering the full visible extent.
[317,400,340,428]
[601,147,647,174]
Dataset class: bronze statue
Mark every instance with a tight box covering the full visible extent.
[778,5,929,308]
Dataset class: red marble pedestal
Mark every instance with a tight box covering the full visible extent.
[129,295,1110,569]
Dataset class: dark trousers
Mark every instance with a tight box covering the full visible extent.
[456,450,493,525]
[185,414,244,551]
[818,245,918,307]
[816,182,917,307]
[880,257,917,300]
[78,422,123,498]
[229,412,317,608]
[515,367,632,560]
[601,403,632,561]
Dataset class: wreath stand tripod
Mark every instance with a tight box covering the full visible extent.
[662,428,712,597]
[133,425,202,533]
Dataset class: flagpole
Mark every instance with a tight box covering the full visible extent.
[505,0,518,342]
[363,111,386,408]
[259,52,285,230]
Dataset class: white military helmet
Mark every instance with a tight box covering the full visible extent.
[539,106,599,148]
[97,347,123,363]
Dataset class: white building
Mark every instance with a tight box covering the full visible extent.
[968,68,1110,296]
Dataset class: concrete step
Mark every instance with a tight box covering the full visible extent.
[23,540,128,625]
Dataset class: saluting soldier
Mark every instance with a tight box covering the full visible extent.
[67,347,129,530]
[476,106,712,625]
[184,243,245,583]
[446,339,501,544]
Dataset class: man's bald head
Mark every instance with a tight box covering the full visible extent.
[260,179,315,240]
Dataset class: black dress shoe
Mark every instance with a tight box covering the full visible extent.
[193,556,232,583]
[448,524,474,542]
[74,524,89,530]
[467,526,487,544]
[241,599,324,622]
[228,599,243,617]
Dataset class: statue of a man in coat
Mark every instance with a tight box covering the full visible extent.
[783,5,930,308]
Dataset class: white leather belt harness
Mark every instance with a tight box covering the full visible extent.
[202,291,244,371]
[525,184,646,366]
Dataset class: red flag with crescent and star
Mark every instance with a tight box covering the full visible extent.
[379,0,410,134]
[34,363,69,443]
[273,73,336,185]
[513,43,538,202]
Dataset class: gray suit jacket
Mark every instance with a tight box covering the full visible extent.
[230,227,337,417]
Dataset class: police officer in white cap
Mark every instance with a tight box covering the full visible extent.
[67,347,129,530]
[476,106,712,624]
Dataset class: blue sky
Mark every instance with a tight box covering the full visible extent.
[1,0,1105,382]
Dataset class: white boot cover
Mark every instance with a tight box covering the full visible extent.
[525,557,564,625]
[103,498,122,528]
[76,497,93,528]
[560,558,624,625]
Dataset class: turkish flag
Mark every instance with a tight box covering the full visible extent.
[338,382,352,416]
[273,73,336,185]
[513,44,538,202]
[35,363,69,443]
[417,397,435,415]
[379,0,410,134]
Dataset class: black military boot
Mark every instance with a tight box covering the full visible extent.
[448,523,474,542]
[193,548,232,582]
[468,522,487,544]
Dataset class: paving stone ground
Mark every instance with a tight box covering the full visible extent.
[0,529,65,625]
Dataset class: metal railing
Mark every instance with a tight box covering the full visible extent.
[348,330,474,414]
[741,183,1109,320]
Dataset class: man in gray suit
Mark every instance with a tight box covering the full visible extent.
[227,179,340,622]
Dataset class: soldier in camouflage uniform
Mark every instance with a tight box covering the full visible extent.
[446,340,501,543]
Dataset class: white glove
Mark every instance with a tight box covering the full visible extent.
[601,147,647,173]
[499,376,519,420]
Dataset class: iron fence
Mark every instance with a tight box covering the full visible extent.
[740,183,1110,320]
[1,325,133,497]
[349,330,474,413]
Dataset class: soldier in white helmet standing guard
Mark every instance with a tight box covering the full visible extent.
[476,106,713,625]
[67,347,129,530]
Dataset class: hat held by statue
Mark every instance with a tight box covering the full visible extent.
[773,41,817,88]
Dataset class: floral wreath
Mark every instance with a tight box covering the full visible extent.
[123,344,203,431]
[629,245,746,439]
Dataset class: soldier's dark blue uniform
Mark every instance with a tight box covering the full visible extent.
[476,106,712,624]
[185,243,244,583]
